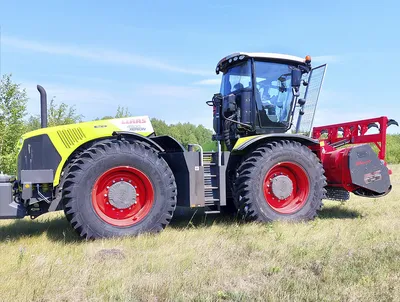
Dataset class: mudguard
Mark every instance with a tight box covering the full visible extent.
[232,133,319,152]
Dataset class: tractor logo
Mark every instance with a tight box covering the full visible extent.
[364,170,382,184]
[121,118,146,124]
[356,159,371,166]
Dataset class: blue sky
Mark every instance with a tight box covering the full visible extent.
[0,0,399,132]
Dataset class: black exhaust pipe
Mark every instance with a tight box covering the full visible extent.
[37,85,47,128]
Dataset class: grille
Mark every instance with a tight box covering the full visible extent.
[57,127,86,149]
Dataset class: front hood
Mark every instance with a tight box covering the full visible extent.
[22,115,154,140]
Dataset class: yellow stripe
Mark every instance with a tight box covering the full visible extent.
[233,135,261,150]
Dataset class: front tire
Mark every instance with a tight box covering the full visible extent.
[234,141,326,222]
[62,139,177,239]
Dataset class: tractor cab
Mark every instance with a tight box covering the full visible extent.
[209,53,324,149]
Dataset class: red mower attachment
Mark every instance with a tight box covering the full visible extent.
[311,116,398,198]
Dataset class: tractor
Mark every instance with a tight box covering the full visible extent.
[0,52,396,239]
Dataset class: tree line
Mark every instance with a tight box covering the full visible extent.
[0,74,216,175]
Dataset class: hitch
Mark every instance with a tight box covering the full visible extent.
[0,173,26,219]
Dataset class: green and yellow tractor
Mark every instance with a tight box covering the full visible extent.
[0,53,395,239]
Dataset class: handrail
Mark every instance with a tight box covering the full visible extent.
[189,144,204,166]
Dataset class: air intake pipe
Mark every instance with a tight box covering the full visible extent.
[37,85,48,128]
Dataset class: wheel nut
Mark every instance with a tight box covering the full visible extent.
[137,193,139,196]
[121,178,123,181]
[104,194,107,197]
[112,208,115,211]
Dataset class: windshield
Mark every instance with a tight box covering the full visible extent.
[220,61,252,96]
[254,61,294,127]
[220,59,297,129]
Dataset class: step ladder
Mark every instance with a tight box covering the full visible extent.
[203,152,220,212]
[188,142,228,214]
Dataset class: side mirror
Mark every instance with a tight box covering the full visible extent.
[291,68,302,88]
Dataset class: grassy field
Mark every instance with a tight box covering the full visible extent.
[1,167,400,302]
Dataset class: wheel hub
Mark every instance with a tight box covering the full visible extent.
[271,175,293,200]
[108,181,137,209]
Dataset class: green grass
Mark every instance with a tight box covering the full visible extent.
[1,166,400,301]
[386,134,400,164]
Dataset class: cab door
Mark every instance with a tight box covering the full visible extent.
[293,64,327,135]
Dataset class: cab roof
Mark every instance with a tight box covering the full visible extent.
[216,52,307,74]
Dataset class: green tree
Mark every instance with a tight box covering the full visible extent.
[0,74,28,174]
[98,115,114,120]
[115,106,131,118]
[96,106,131,120]
[26,98,83,132]
[150,118,215,150]
[150,118,170,136]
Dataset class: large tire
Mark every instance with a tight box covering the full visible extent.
[62,139,177,239]
[234,140,326,222]
[57,142,96,213]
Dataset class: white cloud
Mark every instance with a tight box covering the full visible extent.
[3,35,210,76]
[193,78,221,86]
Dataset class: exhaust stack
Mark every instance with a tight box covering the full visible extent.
[37,85,47,128]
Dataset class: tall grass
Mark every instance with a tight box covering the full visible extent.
[1,167,400,301]
[386,134,400,164]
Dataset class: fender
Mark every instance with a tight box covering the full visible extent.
[112,132,186,153]
[150,135,186,152]
[232,133,319,152]
[112,131,164,152]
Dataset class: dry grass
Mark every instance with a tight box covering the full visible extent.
[1,166,400,302]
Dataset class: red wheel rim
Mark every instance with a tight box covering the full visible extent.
[263,162,310,214]
[92,166,154,226]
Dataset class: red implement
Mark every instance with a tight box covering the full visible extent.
[310,117,397,197]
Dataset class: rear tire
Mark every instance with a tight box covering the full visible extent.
[62,139,177,239]
[234,140,326,222]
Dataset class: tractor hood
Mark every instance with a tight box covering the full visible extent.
[21,116,154,141]
[17,116,154,186]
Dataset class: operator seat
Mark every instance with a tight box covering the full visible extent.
[233,83,244,91]
[254,87,271,125]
